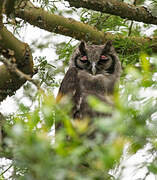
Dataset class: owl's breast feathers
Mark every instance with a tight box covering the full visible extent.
[56,67,117,102]
[77,70,115,94]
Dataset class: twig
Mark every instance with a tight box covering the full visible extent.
[128,0,137,36]
[0,164,13,177]
[0,57,44,93]
[143,171,150,180]
[128,21,134,36]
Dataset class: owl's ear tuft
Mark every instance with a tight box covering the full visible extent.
[79,41,86,55]
[103,40,115,54]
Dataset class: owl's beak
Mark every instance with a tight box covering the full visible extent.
[92,62,96,75]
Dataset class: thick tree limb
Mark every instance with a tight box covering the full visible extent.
[15,2,105,44]
[66,0,157,25]
[0,57,44,92]
[0,25,34,102]
[14,2,157,53]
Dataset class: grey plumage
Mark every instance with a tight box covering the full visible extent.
[57,41,121,119]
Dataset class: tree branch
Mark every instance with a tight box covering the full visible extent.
[0,57,43,92]
[0,26,34,102]
[14,2,157,53]
[14,2,105,44]
[66,0,157,25]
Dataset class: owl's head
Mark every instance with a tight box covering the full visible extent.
[70,41,119,76]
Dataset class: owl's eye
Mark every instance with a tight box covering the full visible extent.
[100,55,108,60]
[80,56,88,63]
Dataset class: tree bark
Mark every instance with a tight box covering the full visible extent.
[14,2,157,53]
[15,2,105,44]
[66,0,157,25]
[0,26,34,102]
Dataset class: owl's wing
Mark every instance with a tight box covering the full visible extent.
[56,67,79,103]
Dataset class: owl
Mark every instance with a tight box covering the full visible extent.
[56,41,121,120]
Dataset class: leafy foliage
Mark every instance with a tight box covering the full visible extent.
[80,9,127,32]
[35,56,57,87]
[1,0,157,179]
[1,59,157,179]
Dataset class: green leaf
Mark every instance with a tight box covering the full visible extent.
[148,163,157,174]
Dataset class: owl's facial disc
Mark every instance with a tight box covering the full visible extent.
[74,42,115,75]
